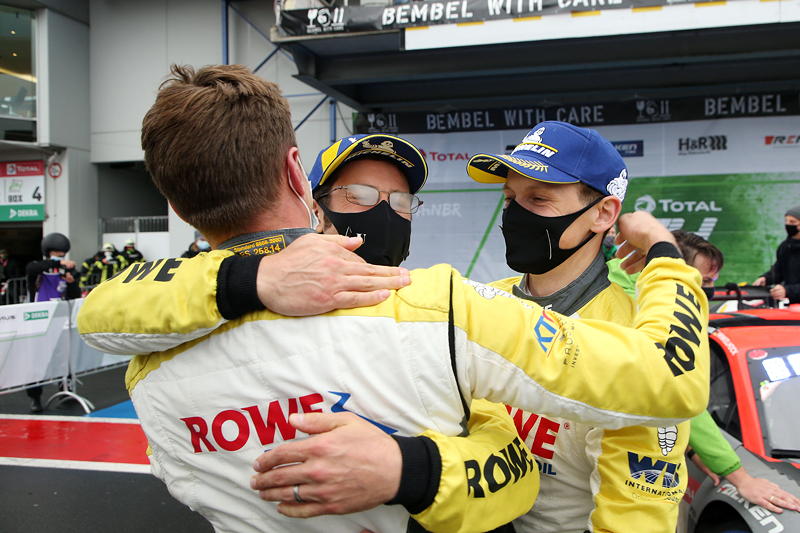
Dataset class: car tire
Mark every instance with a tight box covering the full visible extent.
[699,520,751,533]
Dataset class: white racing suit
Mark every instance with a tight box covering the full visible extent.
[78,247,709,533]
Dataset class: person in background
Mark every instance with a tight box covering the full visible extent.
[0,248,24,303]
[754,204,800,304]
[0,248,22,282]
[23,232,81,412]
[609,229,723,298]
[181,235,210,258]
[121,238,145,263]
[79,250,103,290]
[82,243,128,289]
[601,225,618,261]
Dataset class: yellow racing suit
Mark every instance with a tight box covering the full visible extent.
[78,242,708,532]
[489,264,689,533]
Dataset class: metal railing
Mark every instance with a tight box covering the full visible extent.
[0,277,28,306]
[100,216,168,234]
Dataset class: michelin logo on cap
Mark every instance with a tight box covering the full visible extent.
[512,126,559,158]
[607,168,628,201]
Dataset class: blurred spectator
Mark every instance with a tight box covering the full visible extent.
[608,229,722,297]
[81,243,129,290]
[0,248,25,304]
[79,250,103,290]
[672,229,723,289]
[754,204,800,303]
[601,225,618,261]
[121,238,145,264]
[24,232,81,412]
[181,235,210,258]
[0,248,22,281]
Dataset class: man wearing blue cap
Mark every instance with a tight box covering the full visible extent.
[463,121,689,533]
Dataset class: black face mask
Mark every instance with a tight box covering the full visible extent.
[786,224,799,238]
[501,198,602,275]
[702,286,715,301]
[320,201,411,267]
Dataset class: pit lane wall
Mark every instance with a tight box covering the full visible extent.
[0,299,129,393]
[374,115,800,284]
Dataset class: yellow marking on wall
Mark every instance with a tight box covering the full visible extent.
[457,21,485,26]
[695,1,726,6]
[572,10,601,17]
[632,6,663,12]
[405,26,429,31]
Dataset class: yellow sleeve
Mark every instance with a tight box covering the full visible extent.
[587,421,690,532]
[412,399,538,533]
[77,251,231,354]
[452,256,709,427]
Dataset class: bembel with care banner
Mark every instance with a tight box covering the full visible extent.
[278,0,748,37]
[354,91,800,134]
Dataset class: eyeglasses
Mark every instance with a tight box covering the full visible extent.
[318,183,423,214]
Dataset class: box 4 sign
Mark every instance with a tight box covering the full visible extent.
[0,160,45,222]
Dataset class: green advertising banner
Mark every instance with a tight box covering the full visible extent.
[623,173,800,285]
[0,204,44,221]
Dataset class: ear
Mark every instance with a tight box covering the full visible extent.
[591,196,622,233]
[311,199,325,233]
[285,146,306,197]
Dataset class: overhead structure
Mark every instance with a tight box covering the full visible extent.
[269,0,800,114]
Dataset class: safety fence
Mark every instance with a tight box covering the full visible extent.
[0,299,130,413]
[0,277,27,306]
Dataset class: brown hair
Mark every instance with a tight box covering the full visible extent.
[141,64,296,234]
[672,230,724,271]
[578,183,604,205]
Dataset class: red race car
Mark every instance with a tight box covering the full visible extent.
[681,303,800,533]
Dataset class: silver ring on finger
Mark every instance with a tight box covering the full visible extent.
[769,495,776,503]
[293,484,305,504]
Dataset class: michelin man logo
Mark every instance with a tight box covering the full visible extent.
[635,194,657,213]
[606,169,628,201]
[658,426,678,456]
[523,127,545,144]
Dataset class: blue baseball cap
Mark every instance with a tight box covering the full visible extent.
[467,121,629,201]
[308,134,428,194]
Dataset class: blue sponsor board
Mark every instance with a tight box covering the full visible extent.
[612,140,644,158]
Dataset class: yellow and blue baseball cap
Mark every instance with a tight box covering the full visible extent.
[309,134,428,194]
[467,121,629,201]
